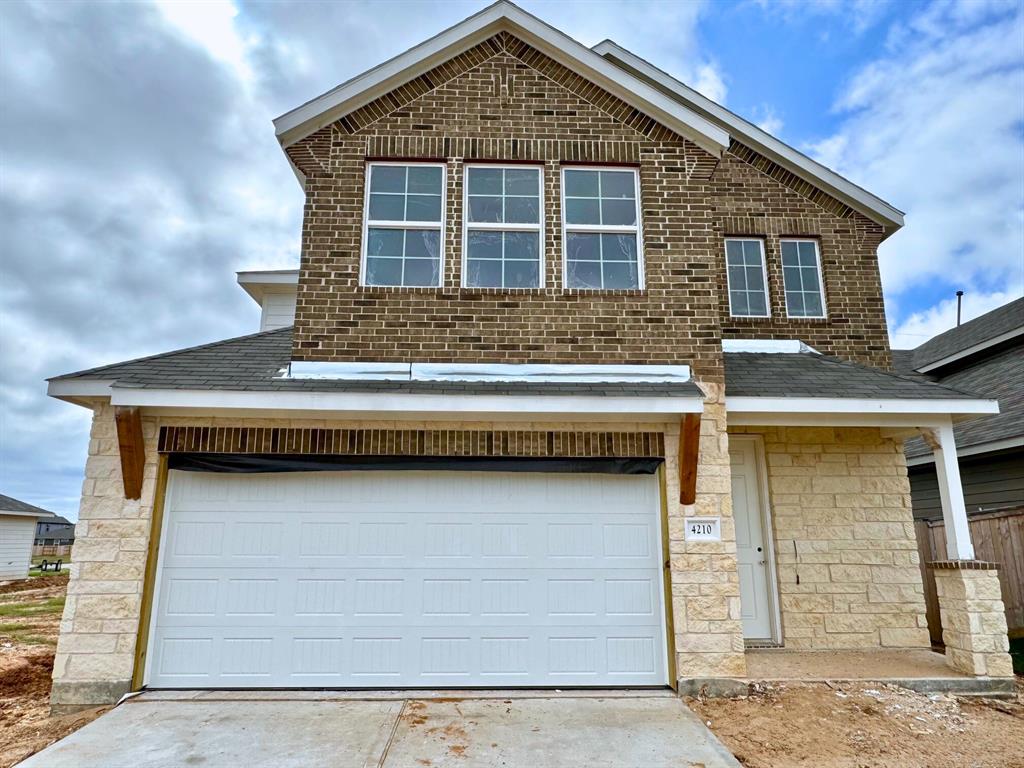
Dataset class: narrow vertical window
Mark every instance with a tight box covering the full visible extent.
[463,165,543,288]
[725,238,770,317]
[362,163,445,287]
[562,167,643,289]
[780,239,826,318]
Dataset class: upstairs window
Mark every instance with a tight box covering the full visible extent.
[463,165,543,288]
[781,239,827,318]
[363,162,445,287]
[562,167,643,289]
[725,238,770,317]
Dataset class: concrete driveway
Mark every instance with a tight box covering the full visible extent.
[18,690,740,768]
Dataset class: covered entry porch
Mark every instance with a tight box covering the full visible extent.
[715,348,1014,691]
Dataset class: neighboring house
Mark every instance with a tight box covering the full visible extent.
[0,494,54,581]
[894,297,1024,639]
[894,297,1024,520]
[44,2,1012,712]
[34,514,76,556]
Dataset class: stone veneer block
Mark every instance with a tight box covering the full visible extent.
[930,564,1014,678]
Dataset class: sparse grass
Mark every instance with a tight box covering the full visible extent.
[0,598,65,618]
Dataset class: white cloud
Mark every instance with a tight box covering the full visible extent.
[803,1,1024,324]
[750,105,784,137]
[752,0,892,33]
[889,289,1019,348]
[154,0,256,86]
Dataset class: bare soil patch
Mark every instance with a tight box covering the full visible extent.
[688,680,1024,768]
[0,575,108,768]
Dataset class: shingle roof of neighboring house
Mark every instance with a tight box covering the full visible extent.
[899,343,1024,458]
[723,352,982,400]
[38,515,74,527]
[0,494,55,518]
[51,328,704,398]
[908,296,1024,370]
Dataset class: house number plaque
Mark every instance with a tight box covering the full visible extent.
[684,516,721,541]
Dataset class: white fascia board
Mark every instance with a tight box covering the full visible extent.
[727,396,999,416]
[236,270,300,304]
[107,387,703,416]
[592,40,904,234]
[905,435,1024,466]
[47,379,115,399]
[0,509,55,519]
[721,339,819,354]
[916,326,1024,373]
[273,1,729,156]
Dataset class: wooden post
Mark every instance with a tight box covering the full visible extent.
[114,406,146,500]
[678,413,701,506]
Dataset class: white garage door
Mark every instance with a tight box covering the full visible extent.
[146,470,668,688]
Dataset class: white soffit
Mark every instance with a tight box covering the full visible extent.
[287,361,693,384]
[721,339,819,354]
[727,396,999,417]
[592,40,905,235]
[237,270,299,304]
[273,1,730,156]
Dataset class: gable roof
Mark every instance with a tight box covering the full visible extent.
[273,1,729,157]
[0,494,55,519]
[903,296,1024,372]
[592,40,904,235]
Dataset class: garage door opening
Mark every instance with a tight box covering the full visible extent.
[144,467,670,689]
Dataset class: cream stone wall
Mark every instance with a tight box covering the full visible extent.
[53,402,744,707]
[732,426,931,650]
[932,568,1014,678]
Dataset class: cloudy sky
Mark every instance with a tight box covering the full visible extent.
[1,0,1022,518]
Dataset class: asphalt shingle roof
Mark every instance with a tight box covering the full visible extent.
[908,296,1024,370]
[0,494,55,517]
[51,327,704,399]
[723,352,983,400]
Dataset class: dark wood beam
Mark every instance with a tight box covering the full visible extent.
[114,406,146,500]
[677,413,701,506]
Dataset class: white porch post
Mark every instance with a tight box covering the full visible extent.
[926,419,974,561]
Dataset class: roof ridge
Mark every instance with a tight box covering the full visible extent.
[50,326,293,381]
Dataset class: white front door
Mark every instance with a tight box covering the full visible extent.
[146,469,669,688]
[729,438,774,640]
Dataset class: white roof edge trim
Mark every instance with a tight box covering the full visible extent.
[0,508,55,519]
[237,270,300,303]
[105,387,704,415]
[722,339,819,354]
[592,40,904,232]
[916,326,1024,373]
[287,361,693,383]
[905,435,1024,466]
[726,396,999,415]
[47,379,115,398]
[272,1,729,156]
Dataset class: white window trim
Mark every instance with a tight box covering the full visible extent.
[560,166,645,290]
[461,164,545,289]
[724,237,771,318]
[780,238,827,319]
[360,160,448,288]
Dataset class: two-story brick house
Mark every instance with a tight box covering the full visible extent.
[46,2,1012,711]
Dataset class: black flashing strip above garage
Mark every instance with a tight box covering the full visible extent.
[169,453,663,475]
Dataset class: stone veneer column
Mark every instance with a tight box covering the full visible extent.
[930,561,1014,678]
[666,383,746,684]
[51,404,160,713]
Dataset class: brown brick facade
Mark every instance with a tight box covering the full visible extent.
[290,32,893,380]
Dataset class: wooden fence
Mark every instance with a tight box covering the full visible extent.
[916,507,1024,645]
[32,544,73,558]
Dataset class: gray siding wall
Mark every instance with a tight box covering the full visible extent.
[909,449,1024,520]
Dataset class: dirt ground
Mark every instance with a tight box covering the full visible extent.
[688,679,1024,768]
[0,575,108,768]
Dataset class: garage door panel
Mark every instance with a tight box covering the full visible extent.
[148,470,668,688]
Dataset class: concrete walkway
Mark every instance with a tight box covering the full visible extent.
[18,691,741,768]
